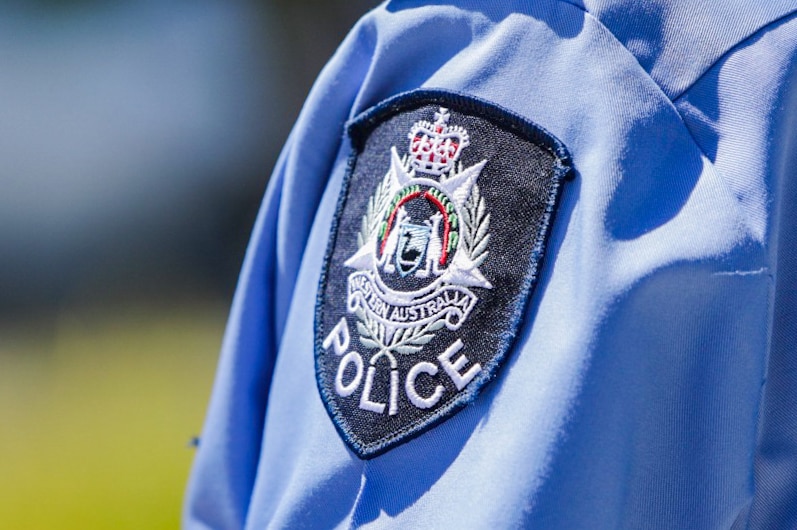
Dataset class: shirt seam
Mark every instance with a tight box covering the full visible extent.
[555,1,797,105]
[671,8,797,101]
[551,0,784,237]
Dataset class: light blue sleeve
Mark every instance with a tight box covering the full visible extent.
[181,141,286,529]
[673,13,797,526]
[183,2,797,528]
[182,11,380,529]
[748,133,797,528]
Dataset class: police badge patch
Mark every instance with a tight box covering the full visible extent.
[315,90,574,458]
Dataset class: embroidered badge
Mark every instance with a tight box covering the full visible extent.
[316,90,573,458]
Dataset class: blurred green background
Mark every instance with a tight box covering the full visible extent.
[0,303,223,529]
[0,1,377,528]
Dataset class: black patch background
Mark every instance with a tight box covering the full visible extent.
[316,92,572,458]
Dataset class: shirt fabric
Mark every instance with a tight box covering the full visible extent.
[184,1,797,528]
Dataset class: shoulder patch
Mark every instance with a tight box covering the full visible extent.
[315,90,574,458]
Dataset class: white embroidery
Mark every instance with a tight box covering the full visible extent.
[378,206,407,274]
[437,339,481,391]
[333,109,492,415]
[335,351,363,397]
[408,108,470,176]
[415,212,443,278]
[323,317,350,356]
[347,271,477,331]
[405,361,445,409]
[343,110,492,362]
[460,181,490,270]
[359,366,385,414]
[389,369,399,416]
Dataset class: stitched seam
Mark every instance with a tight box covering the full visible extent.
[670,10,797,239]
[550,3,676,108]
[316,88,574,459]
[550,1,663,98]
[556,0,590,15]
[672,9,797,100]
[549,1,766,235]
[671,110,760,238]
[554,0,797,104]
[554,1,797,108]
[668,14,797,513]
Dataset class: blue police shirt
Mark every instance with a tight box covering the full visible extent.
[184,1,797,528]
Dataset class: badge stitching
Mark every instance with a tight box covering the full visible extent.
[315,89,574,458]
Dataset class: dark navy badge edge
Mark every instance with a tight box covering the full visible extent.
[314,88,575,459]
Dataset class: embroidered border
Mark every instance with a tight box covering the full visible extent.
[315,88,574,458]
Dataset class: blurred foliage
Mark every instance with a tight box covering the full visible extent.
[0,2,380,528]
[0,303,224,529]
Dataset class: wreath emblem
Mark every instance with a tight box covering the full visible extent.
[315,92,574,458]
[343,108,492,360]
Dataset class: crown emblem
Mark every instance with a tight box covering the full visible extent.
[408,108,470,176]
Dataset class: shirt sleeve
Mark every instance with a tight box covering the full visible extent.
[746,99,797,529]
[672,13,797,527]
[181,10,380,528]
[182,141,289,530]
